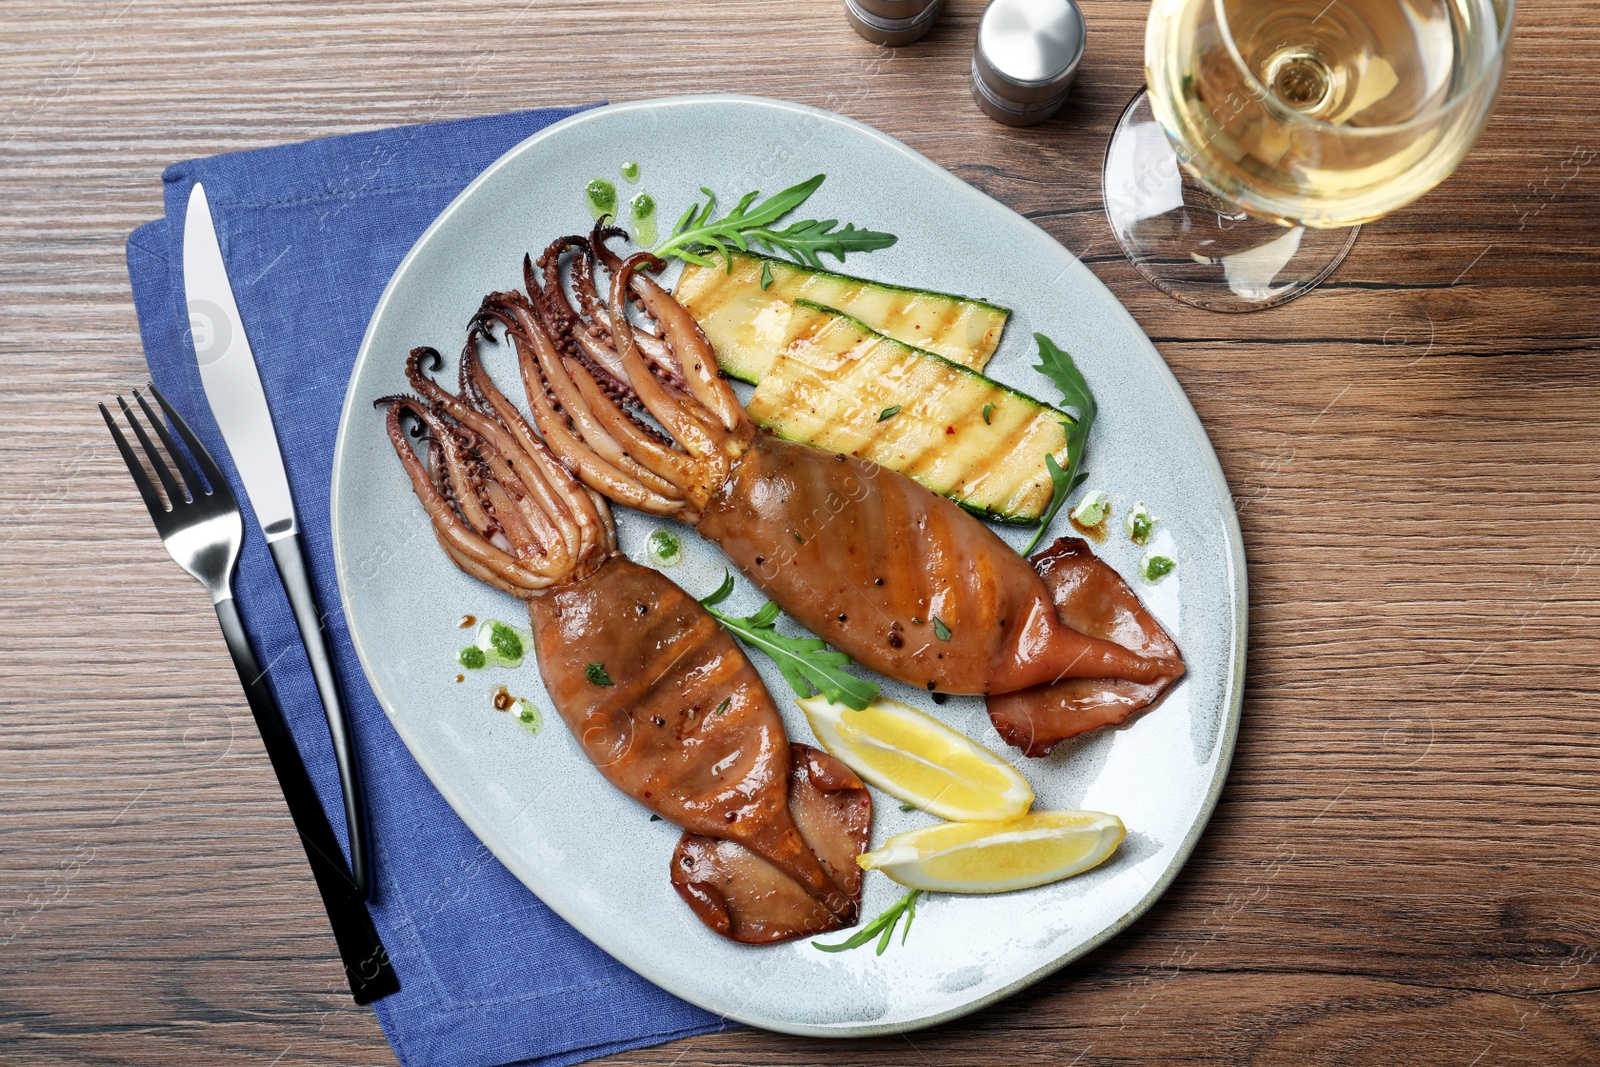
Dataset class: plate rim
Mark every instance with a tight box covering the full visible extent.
[330,92,1249,1037]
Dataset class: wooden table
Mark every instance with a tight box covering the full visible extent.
[4,2,1597,1064]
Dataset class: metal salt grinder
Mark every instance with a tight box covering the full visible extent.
[971,0,1086,126]
[845,0,945,47]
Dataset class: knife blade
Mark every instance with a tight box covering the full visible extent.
[183,182,372,899]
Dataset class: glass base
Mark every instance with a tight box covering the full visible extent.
[1102,91,1360,313]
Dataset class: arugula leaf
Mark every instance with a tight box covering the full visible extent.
[813,889,924,954]
[982,402,994,425]
[1024,333,1097,556]
[653,175,896,270]
[1024,450,1089,557]
[759,260,774,290]
[712,603,878,710]
[932,617,951,641]
[758,218,899,269]
[1034,332,1096,424]
[700,570,737,607]
[700,575,876,709]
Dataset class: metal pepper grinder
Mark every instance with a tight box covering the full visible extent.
[845,0,944,47]
[971,0,1086,126]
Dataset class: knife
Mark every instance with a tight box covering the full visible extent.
[183,182,372,900]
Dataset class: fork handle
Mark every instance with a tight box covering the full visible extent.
[214,594,399,1004]
[268,533,371,900]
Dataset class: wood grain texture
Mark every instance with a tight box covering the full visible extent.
[2,1,1597,1065]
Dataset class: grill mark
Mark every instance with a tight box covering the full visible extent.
[921,300,964,360]
[911,380,995,488]
[964,405,1062,510]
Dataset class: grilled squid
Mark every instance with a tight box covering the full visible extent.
[672,744,870,944]
[377,352,868,942]
[482,226,1185,753]
[988,537,1185,756]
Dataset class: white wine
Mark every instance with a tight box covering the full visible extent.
[1104,0,1511,309]
[1146,0,1510,227]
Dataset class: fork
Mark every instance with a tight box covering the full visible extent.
[101,384,399,1004]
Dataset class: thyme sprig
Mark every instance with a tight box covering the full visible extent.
[701,572,878,710]
[654,175,897,270]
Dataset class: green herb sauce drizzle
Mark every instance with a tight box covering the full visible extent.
[457,619,532,671]
[585,178,617,221]
[629,191,658,246]
[647,529,683,567]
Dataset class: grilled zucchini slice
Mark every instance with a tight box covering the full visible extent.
[746,302,1071,524]
[673,251,1010,384]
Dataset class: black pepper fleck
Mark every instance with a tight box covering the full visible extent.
[931,692,948,705]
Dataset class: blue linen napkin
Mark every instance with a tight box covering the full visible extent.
[125,106,731,1067]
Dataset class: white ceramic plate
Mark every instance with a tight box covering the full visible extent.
[331,95,1246,1037]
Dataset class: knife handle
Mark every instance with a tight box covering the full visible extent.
[268,533,371,900]
[213,594,399,1004]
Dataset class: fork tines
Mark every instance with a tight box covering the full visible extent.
[100,384,233,527]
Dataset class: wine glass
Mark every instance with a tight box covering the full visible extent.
[1103,0,1515,312]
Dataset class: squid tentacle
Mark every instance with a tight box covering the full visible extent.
[414,341,595,568]
[522,248,589,365]
[482,363,613,565]
[408,345,585,568]
[560,235,686,389]
[591,224,746,432]
[562,348,702,486]
[471,301,680,507]
[606,253,724,460]
[535,239,587,327]
[376,396,559,593]
[478,293,645,431]
[434,416,501,543]
[477,293,695,513]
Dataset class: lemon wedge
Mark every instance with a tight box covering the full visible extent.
[857,811,1126,893]
[799,694,1033,822]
